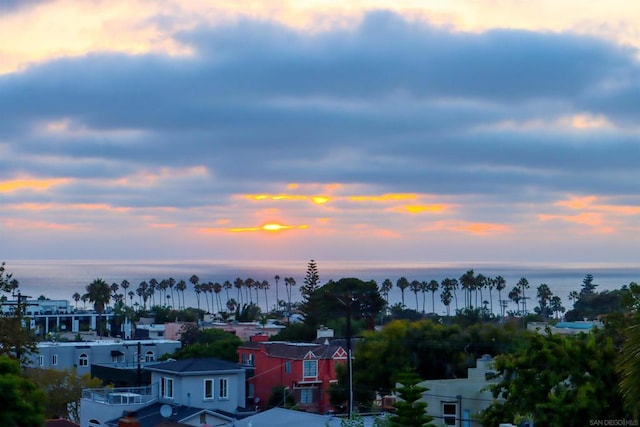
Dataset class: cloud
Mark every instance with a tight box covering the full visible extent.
[1,10,640,261]
[0,0,53,12]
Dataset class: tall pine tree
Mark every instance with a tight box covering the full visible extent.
[390,370,434,427]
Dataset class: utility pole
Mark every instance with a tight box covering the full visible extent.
[331,291,354,419]
[345,294,353,419]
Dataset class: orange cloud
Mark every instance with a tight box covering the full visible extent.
[349,193,417,202]
[4,218,77,231]
[423,220,510,235]
[394,204,448,214]
[555,195,598,210]
[201,222,308,233]
[0,178,70,193]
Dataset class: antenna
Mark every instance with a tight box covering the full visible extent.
[160,404,172,418]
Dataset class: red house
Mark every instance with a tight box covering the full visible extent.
[238,337,348,413]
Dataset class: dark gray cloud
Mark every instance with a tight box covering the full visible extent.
[1,10,639,209]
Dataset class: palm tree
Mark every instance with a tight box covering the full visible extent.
[536,283,553,318]
[86,278,111,337]
[234,277,244,305]
[72,292,81,310]
[381,279,393,307]
[200,282,211,313]
[110,283,119,308]
[508,286,522,315]
[274,275,281,309]
[486,277,496,315]
[245,278,255,304]
[128,291,134,306]
[426,280,439,314]
[396,277,409,307]
[167,277,176,306]
[176,280,187,310]
[441,278,459,313]
[517,277,530,314]
[120,280,130,307]
[149,278,158,306]
[494,276,507,317]
[440,285,453,316]
[261,280,270,313]
[284,277,296,315]
[137,281,149,310]
[409,280,421,311]
[223,280,232,303]
[568,290,580,308]
[213,282,223,313]
[459,270,476,309]
[476,273,487,310]
[419,281,428,313]
[194,283,202,311]
[549,295,565,319]
[617,312,640,417]
[189,275,200,309]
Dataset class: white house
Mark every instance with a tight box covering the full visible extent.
[31,339,181,376]
[419,355,501,426]
[80,358,252,427]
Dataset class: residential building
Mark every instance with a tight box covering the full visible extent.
[203,321,285,341]
[238,338,348,413]
[81,358,251,427]
[419,355,501,426]
[528,320,603,335]
[31,339,181,376]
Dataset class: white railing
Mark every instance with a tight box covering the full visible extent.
[82,383,158,405]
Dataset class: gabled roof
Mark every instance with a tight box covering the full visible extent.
[144,358,243,375]
[45,419,80,427]
[239,341,346,360]
[105,402,244,427]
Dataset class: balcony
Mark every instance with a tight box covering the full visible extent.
[82,384,158,405]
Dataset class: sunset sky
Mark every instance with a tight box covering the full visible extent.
[1,0,639,264]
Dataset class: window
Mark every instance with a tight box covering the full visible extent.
[302,360,317,378]
[442,402,457,426]
[79,353,88,367]
[300,388,314,404]
[51,354,58,366]
[219,378,228,399]
[204,379,214,400]
[145,351,155,362]
[284,361,292,374]
[162,377,174,399]
[38,355,44,366]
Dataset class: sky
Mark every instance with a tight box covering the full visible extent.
[1,0,639,265]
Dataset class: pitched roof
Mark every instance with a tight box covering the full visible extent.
[105,402,241,427]
[45,419,80,427]
[239,341,345,360]
[144,358,242,374]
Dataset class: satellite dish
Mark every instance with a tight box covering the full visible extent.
[160,404,172,418]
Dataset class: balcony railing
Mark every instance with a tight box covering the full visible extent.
[82,384,158,405]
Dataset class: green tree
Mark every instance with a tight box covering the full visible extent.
[0,264,38,364]
[534,283,553,319]
[580,273,598,296]
[85,278,111,336]
[480,329,628,427]
[309,278,385,331]
[0,355,46,427]
[267,385,296,409]
[301,259,322,328]
[396,277,409,307]
[169,328,242,362]
[617,318,640,417]
[389,370,434,427]
[26,367,102,421]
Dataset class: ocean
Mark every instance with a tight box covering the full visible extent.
[4,259,640,316]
